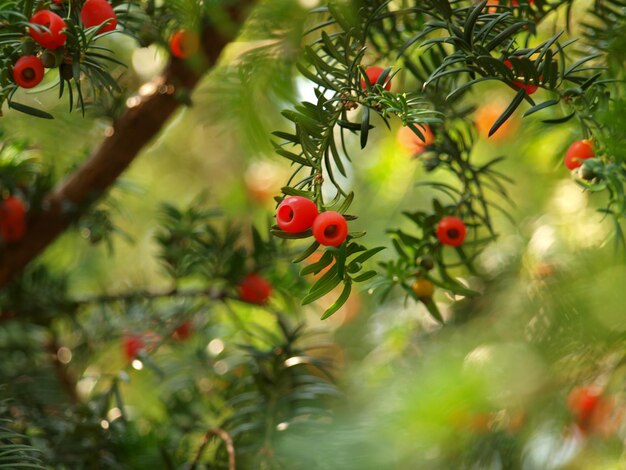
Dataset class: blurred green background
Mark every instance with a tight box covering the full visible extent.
[2,0,626,468]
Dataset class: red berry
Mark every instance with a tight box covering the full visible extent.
[276,196,319,233]
[568,386,602,430]
[53,0,62,4]
[238,274,272,305]
[29,10,67,49]
[12,56,45,89]
[173,321,193,341]
[81,0,117,33]
[360,66,392,91]
[312,211,348,247]
[0,197,27,243]
[123,335,144,361]
[436,216,467,247]
[504,59,539,95]
[169,29,200,59]
[564,139,594,170]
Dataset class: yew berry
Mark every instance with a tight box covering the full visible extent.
[504,59,539,95]
[0,197,27,243]
[81,0,118,33]
[312,211,349,247]
[475,101,519,141]
[123,335,144,361]
[173,321,193,341]
[568,386,602,430]
[169,30,200,59]
[276,196,319,233]
[396,125,435,156]
[238,273,272,305]
[564,139,594,170]
[436,216,467,247]
[29,10,67,49]
[360,66,392,91]
[12,56,45,89]
[411,279,434,299]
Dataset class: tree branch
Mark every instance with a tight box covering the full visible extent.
[0,1,255,288]
[190,427,236,470]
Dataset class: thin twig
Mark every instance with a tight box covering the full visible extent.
[190,427,236,470]
[72,287,229,306]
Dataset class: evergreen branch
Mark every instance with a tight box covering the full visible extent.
[0,0,256,289]
[71,287,229,306]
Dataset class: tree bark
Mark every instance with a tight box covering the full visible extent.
[0,1,254,288]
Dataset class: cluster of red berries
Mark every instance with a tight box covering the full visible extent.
[123,321,194,361]
[0,196,27,244]
[275,196,349,247]
[409,217,467,301]
[11,2,117,89]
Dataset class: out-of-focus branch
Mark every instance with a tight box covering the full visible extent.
[0,1,255,288]
[190,427,236,470]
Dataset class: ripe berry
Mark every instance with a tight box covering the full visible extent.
[411,279,434,299]
[564,139,594,170]
[169,30,200,59]
[12,56,45,89]
[29,10,67,49]
[81,0,117,33]
[276,196,319,233]
[568,386,602,430]
[396,125,435,156]
[360,66,392,91]
[123,335,144,361]
[173,321,193,341]
[475,101,519,141]
[312,211,349,247]
[238,273,272,305]
[436,216,467,247]
[504,59,539,95]
[0,197,27,243]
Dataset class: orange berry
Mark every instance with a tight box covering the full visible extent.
[411,279,435,299]
[475,101,519,141]
[396,125,434,156]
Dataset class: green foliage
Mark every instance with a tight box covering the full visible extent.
[0,415,44,469]
[269,0,624,321]
[2,0,626,468]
